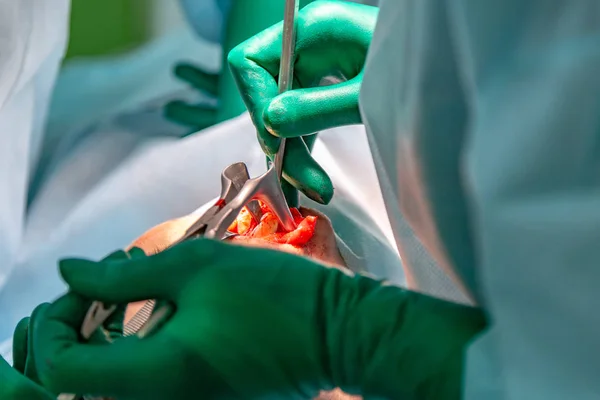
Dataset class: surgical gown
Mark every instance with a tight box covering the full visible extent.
[361,0,600,398]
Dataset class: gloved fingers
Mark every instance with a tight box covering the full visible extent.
[33,293,168,396]
[58,258,172,304]
[282,137,334,204]
[58,239,222,303]
[263,77,362,139]
[0,356,53,400]
[12,316,30,374]
[174,63,219,96]
[228,1,373,156]
[164,100,217,130]
[24,303,50,385]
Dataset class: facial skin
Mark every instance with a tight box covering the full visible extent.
[123,207,359,400]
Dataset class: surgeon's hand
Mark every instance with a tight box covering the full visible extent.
[228,1,378,204]
[164,63,220,134]
[34,240,485,400]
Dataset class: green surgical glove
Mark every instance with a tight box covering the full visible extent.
[164,63,220,135]
[12,303,48,386]
[0,356,52,400]
[11,248,140,388]
[228,1,378,204]
[33,239,485,399]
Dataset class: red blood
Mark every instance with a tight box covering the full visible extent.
[259,201,271,215]
[281,216,317,246]
[290,208,304,224]
[230,204,318,247]
[214,198,226,207]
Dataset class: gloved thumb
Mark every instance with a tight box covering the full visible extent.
[263,76,362,139]
[58,239,221,304]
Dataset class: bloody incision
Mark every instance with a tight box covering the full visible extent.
[228,202,317,247]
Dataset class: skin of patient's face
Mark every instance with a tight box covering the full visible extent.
[124,207,359,400]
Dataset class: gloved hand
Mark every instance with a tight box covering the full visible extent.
[11,249,139,389]
[228,1,378,204]
[0,356,52,399]
[33,239,486,399]
[164,63,220,135]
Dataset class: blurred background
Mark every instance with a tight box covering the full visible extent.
[65,0,187,60]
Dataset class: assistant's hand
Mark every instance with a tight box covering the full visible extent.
[33,239,486,399]
[228,1,378,204]
[164,63,220,134]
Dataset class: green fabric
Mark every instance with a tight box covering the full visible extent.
[33,239,485,399]
[227,1,377,204]
[66,0,150,59]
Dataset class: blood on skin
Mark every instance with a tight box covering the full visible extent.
[228,201,317,247]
